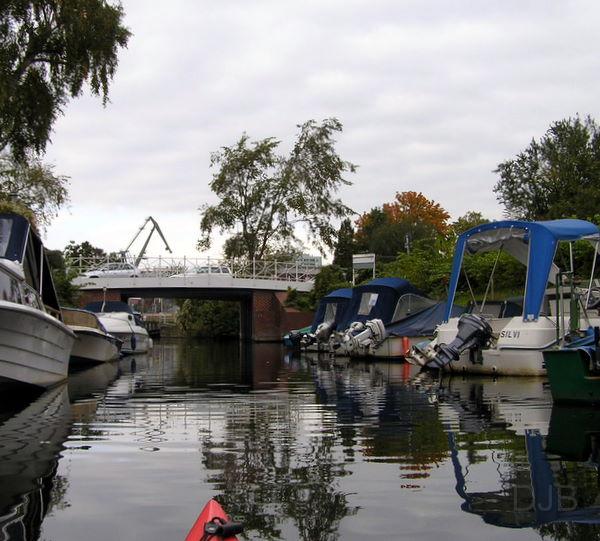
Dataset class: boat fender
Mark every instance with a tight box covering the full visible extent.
[131,333,137,351]
[402,336,410,357]
[203,517,244,539]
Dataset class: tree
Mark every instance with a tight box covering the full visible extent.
[494,115,600,221]
[354,192,450,258]
[0,0,131,160]
[46,249,78,305]
[63,240,106,260]
[0,152,68,229]
[199,118,356,261]
[176,299,240,338]
[452,211,490,235]
[332,218,354,271]
[383,191,450,235]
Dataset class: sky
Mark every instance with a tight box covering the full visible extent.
[44,0,600,259]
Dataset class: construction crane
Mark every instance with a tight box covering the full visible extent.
[124,216,173,266]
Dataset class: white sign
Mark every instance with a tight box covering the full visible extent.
[352,253,376,269]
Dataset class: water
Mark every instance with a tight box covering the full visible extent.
[1,340,599,541]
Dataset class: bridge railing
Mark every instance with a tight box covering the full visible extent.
[65,255,320,283]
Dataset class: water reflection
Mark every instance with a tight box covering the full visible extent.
[3,343,600,540]
[0,385,70,541]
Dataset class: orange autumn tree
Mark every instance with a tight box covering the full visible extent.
[354,191,450,257]
[383,191,450,235]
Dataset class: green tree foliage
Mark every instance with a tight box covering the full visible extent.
[176,299,240,338]
[494,115,600,221]
[0,152,68,229]
[199,118,356,260]
[46,248,78,306]
[380,238,454,298]
[332,218,354,272]
[452,211,490,235]
[310,265,351,306]
[0,0,131,159]
[63,240,106,260]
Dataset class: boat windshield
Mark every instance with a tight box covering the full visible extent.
[0,215,28,262]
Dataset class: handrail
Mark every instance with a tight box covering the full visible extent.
[65,255,321,283]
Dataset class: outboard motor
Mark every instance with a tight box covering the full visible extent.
[408,313,493,369]
[339,319,387,356]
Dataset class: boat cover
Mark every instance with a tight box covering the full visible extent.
[85,301,133,314]
[0,213,62,312]
[445,219,600,322]
[310,288,353,332]
[386,302,465,337]
[336,277,424,329]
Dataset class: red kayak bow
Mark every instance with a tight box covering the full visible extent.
[185,499,243,541]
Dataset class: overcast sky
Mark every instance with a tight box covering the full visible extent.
[44,0,600,259]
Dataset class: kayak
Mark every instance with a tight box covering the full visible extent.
[185,499,243,541]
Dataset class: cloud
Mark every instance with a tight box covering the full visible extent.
[44,0,600,256]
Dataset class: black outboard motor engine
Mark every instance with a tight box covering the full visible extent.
[428,313,493,369]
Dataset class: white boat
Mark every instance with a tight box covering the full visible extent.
[0,213,75,388]
[84,301,151,354]
[62,307,122,364]
[408,219,600,376]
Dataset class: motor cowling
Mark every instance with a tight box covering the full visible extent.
[428,313,493,369]
[339,319,387,355]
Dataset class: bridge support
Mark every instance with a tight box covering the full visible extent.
[77,288,313,342]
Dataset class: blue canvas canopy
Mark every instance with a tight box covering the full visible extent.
[85,301,133,314]
[336,277,425,330]
[445,219,600,322]
[387,302,465,337]
[310,288,353,332]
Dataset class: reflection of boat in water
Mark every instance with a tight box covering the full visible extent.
[446,379,600,530]
[0,384,71,540]
[437,376,551,435]
[0,213,75,387]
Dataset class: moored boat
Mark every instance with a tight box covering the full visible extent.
[284,287,353,351]
[62,307,122,364]
[331,278,458,358]
[0,213,75,387]
[407,219,600,376]
[543,332,600,403]
[84,301,151,354]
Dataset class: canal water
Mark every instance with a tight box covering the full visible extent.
[0,340,599,541]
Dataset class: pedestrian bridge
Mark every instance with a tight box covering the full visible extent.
[69,256,317,341]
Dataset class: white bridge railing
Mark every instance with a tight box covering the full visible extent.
[66,255,320,283]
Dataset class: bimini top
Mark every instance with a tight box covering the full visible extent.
[445,219,600,322]
[310,287,353,332]
[337,277,425,330]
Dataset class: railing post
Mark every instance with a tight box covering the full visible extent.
[208,255,211,274]
[296,261,299,281]
[183,255,187,274]
[252,258,256,279]
[274,260,278,280]
[158,255,162,278]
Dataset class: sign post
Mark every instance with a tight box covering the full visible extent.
[352,253,376,285]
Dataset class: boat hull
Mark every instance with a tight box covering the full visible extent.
[97,313,151,355]
[69,327,121,364]
[0,301,75,387]
[544,348,600,403]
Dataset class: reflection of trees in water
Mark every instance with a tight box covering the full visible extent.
[313,360,449,488]
[202,399,356,541]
